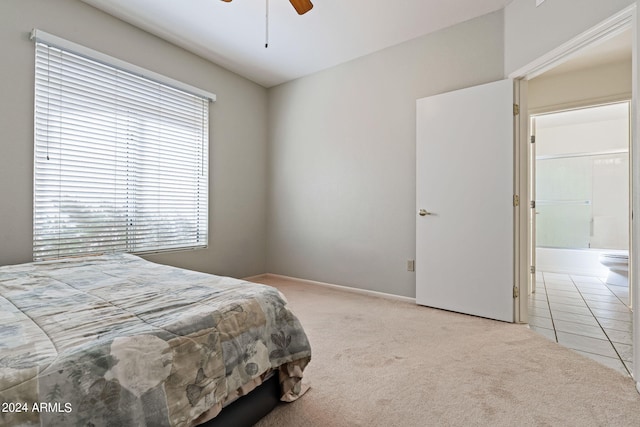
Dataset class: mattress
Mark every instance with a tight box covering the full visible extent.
[0,254,311,426]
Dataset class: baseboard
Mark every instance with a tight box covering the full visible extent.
[254,273,416,304]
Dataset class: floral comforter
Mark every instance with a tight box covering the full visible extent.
[0,254,311,426]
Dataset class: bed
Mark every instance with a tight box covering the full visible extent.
[0,253,311,426]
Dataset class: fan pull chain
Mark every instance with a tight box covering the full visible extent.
[265,0,269,48]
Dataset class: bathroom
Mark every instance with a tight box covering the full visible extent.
[529,100,633,375]
[534,101,630,290]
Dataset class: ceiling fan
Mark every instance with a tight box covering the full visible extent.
[220,0,314,15]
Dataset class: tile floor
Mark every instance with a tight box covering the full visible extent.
[528,271,633,377]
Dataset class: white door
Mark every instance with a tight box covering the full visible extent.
[416,79,515,322]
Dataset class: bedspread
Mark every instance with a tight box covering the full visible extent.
[0,254,311,426]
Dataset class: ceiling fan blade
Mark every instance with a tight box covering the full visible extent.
[220,0,232,2]
[289,0,313,15]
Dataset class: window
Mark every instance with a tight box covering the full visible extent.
[32,30,214,260]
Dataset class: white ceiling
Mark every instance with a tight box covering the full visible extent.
[81,0,513,88]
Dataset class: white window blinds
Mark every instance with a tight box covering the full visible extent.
[33,32,211,260]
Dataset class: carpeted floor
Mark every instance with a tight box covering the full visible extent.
[252,275,640,427]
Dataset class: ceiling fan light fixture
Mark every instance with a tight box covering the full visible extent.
[289,0,313,15]
[219,0,313,15]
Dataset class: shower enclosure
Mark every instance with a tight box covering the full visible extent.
[537,152,629,249]
[534,102,629,275]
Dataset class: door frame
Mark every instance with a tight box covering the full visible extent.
[508,4,639,386]
[513,77,529,323]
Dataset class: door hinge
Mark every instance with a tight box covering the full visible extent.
[530,135,536,144]
[530,265,536,274]
[530,200,536,209]
[513,286,519,298]
[513,104,520,116]
[513,195,520,207]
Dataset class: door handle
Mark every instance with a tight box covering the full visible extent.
[419,209,433,216]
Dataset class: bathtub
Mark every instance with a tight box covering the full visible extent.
[535,247,628,276]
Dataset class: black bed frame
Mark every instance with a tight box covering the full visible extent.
[201,374,280,427]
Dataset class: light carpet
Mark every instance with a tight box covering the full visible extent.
[253,276,640,427]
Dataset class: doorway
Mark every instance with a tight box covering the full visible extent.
[528,101,632,376]
[533,102,630,274]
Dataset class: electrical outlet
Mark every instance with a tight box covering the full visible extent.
[407,260,415,272]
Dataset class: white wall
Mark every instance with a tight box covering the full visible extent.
[536,111,629,156]
[0,0,269,278]
[266,11,505,298]
[528,59,632,112]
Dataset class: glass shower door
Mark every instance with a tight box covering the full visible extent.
[536,156,593,249]
[536,153,629,250]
